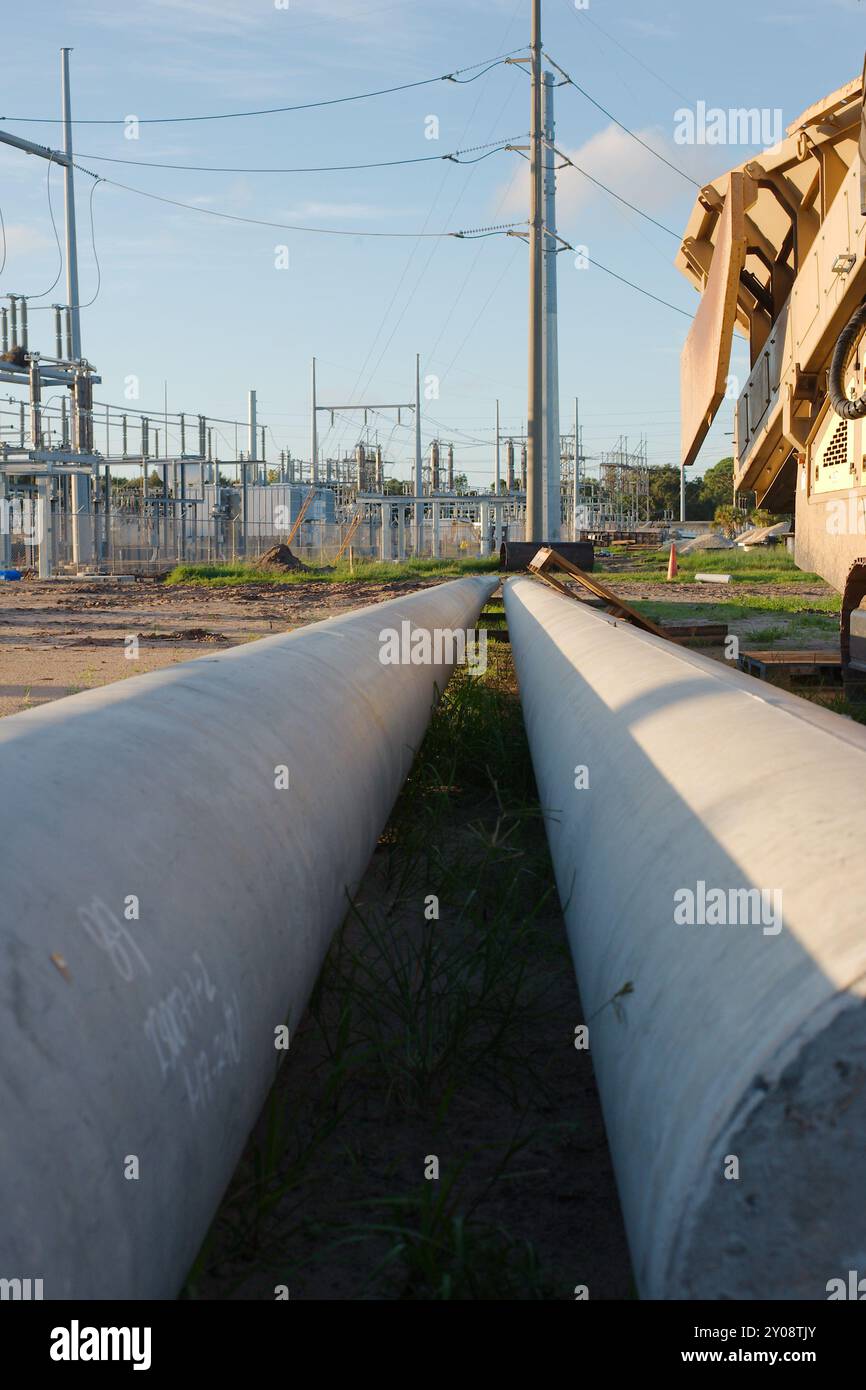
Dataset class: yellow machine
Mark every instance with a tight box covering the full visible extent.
[676,60,866,666]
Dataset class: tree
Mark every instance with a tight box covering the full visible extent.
[750,508,781,528]
[648,465,702,520]
[694,457,734,517]
[714,504,748,538]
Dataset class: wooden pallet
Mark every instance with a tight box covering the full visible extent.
[739,648,842,685]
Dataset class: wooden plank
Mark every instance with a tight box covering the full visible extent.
[528,546,678,642]
[660,620,728,640]
[334,510,362,563]
[286,486,317,549]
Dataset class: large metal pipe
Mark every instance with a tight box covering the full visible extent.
[0,577,495,1299]
[505,576,866,1299]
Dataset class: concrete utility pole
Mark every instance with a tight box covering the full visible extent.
[495,399,501,496]
[526,0,544,543]
[310,358,318,485]
[573,396,580,539]
[414,352,423,551]
[542,69,560,542]
[61,48,81,360]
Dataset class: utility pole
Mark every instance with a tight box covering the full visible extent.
[495,399,501,496]
[573,396,580,540]
[61,48,81,360]
[414,352,423,552]
[542,69,560,542]
[310,357,318,486]
[248,389,257,462]
[526,0,544,543]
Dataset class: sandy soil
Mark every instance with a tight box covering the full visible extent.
[0,576,442,719]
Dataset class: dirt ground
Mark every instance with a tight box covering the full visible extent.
[0,576,442,719]
[609,580,832,602]
[0,572,841,720]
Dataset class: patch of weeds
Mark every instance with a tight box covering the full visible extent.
[746,625,789,645]
[320,1149,559,1300]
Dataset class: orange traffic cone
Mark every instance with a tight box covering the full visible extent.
[666,542,678,581]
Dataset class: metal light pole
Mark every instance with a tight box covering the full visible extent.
[526,0,544,543]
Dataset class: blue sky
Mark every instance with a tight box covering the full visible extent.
[0,0,862,484]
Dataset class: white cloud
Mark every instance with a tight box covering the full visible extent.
[495,123,700,227]
[1,223,56,258]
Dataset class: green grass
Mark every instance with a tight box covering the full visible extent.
[801,694,866,725]
[165,555,501,586]
[745,625,790,645]
[334,1164,557,1300]
[594,546,821,586]
[310,638,558,1117]
[631,594,841,620]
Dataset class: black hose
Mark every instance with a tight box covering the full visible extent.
[829,300,866,419]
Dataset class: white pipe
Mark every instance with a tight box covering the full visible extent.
[505,575,866,1299]
[0,576,496,1298]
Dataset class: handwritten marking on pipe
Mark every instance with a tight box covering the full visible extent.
[77,896,151,981]
[182,995,242,1117]
[142,954,241,1117]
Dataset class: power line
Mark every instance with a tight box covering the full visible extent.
[20,179,104,311]
[562,0,694,105]
[563,241,694,318]
[25,153,64,300]
[554,155,679,238]
[1,50,526,126]
[70,166,523,240]
[544,54,700,187]
[331,31,523,456]
[72,135,527,176]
